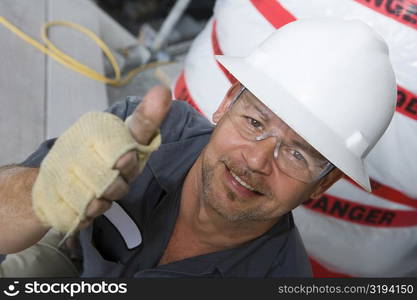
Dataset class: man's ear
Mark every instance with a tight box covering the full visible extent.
[310,168,344,200]
[212,82,242,124]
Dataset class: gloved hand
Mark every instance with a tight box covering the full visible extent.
[32,86,172,235]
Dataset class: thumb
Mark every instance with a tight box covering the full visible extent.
[128,85,172,145]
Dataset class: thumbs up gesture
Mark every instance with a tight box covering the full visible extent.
[81,85,172,228]
[32,86,172,233]
[82,85,172,227]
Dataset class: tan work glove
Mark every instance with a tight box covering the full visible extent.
[32,86,172,235]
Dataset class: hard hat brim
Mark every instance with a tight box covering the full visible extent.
[216,54,372,192]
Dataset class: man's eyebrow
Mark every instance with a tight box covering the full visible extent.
[253,103,269,121]
[244,97,270,121]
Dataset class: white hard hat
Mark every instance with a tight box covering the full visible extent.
[216,18,396,192]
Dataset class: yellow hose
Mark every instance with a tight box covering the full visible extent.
[0,17,171,87]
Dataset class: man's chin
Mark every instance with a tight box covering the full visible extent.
[204,194,267,223]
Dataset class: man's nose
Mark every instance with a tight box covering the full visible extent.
[242,137,276,175]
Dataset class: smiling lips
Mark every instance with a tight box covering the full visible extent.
[223,162,265,198]
[230,170,257,192]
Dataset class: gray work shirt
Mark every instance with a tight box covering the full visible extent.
[3,97,312,277]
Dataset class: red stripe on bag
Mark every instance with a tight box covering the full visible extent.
[249,0,296,28]
[397,85,417,121]
[173,71,205,116]
[309,258,351,278]
[302,194,417,227]
[345,176,417,210]
[355,0,417,30]
[211,20,238,84]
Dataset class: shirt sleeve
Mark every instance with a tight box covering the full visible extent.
[20,138,57,168]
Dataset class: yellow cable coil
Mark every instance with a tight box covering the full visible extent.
[0,17,171,86]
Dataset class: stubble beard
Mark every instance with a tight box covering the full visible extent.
[200,153,274,223]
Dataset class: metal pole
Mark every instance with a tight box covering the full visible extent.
[151,0,191,52]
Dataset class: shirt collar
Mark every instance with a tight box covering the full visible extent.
[151,212,294,277]
[147,133,211,194]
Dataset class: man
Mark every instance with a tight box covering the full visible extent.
[0,18,396,277]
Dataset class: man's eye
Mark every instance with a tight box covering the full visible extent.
[290,149,306,162]
[246,117,263,129]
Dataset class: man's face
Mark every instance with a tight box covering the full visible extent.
[198,84,341,223]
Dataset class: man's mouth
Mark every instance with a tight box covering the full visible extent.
[230,170,257,192]
[223,162,264,197]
